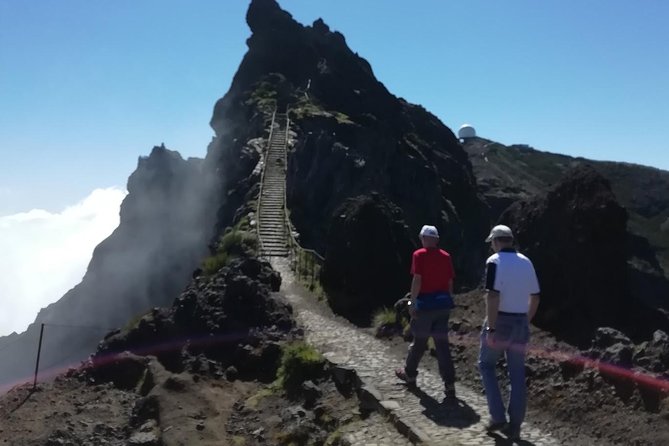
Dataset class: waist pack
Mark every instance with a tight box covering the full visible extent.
[416,291,454,310]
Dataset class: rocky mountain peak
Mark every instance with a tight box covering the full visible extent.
[246,0,296,34]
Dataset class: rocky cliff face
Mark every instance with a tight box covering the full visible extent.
[222,0,490,320]
[500,165,669,345]
[0,147,219,388]
[320,194,417,321]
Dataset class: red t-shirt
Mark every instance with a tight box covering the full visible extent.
[411,248,455,294]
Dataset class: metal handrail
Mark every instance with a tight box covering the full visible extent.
[256,108,277,259]
[282,107,325,287]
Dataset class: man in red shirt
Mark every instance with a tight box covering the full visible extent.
[396,225,457,399]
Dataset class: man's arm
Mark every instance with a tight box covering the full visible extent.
[485,290,500,329]
[528,293,540,322]
[410,274,422,301]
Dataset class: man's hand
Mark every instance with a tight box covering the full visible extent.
[408,301,417,320]
[484,327,497,347]
[410,274,421,320]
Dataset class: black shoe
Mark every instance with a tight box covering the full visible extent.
[503,423,521,441]
[444,383,456,399]
[395,368,417,385]
[485,420,507,433]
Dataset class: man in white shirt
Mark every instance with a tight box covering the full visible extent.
[479,225,540,442]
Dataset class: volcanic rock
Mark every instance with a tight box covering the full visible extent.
[500,165,664,345]
[321,193,416,320]
[94,257,294,380]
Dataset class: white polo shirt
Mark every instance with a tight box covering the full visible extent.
[485,248,540,314]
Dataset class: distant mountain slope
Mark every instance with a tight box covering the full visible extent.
[463,137,669,312]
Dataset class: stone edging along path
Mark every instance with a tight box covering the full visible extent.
[271,258,565,446]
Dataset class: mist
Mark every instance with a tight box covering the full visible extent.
[0,187,126,336]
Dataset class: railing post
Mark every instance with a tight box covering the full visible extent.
[310,254,315,288]
[33,323,45,390]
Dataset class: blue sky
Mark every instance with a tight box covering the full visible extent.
[1,0,668,215]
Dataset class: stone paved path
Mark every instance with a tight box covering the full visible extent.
[271,258,563,446]
[339,413,413,446]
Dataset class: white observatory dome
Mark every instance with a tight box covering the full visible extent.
[458,124,477,139]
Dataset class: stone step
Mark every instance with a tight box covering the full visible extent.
[260,244,288,251]
[260,239,289,246]
[261,251,289,257]
[262,244,288,251]
[259,220,285,225]
[259,231,287,237]
[260,239,288,245]
[259,234,287,239]
[259,223,286,229]
[259,225,286,231]
[261,242,288,248]
[261,249,289,254]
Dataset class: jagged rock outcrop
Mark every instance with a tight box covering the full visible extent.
[501,165,669,345]
[93,257,292,382]
[0,147,218,388]
[320,193,417,321]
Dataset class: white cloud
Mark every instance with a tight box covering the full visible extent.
[0,188,127,336]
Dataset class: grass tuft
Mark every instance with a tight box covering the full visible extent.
[277,341,326,394]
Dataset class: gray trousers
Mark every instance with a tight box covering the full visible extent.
[404,308,455,384]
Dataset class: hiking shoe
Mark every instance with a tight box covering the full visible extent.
[444,383,456,399]
[485,420,507,433]
[395,368,417,385]
[503,423,521,441]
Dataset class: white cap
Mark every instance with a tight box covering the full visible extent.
[419,225,439,238]
[485,224,514,242]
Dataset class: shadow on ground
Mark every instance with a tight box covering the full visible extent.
[408,386,480,428]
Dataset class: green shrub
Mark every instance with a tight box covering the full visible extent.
[122,309,151,333]
[324,430,344,446]
[372,307,396,330]
[246,80,278,115]
[200,228,259,276]
[219,229,258,255]
[277,342,326,394]
[202,252,229,275]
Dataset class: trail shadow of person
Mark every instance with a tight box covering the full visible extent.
[407,386,538,446]
[488,431,539,446]
[408,386,480,428]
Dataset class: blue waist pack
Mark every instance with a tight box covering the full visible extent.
[415,291,454,310]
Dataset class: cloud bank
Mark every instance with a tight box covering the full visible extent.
[0,188,126,336]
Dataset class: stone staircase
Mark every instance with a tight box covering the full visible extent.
[258,114,290,257]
